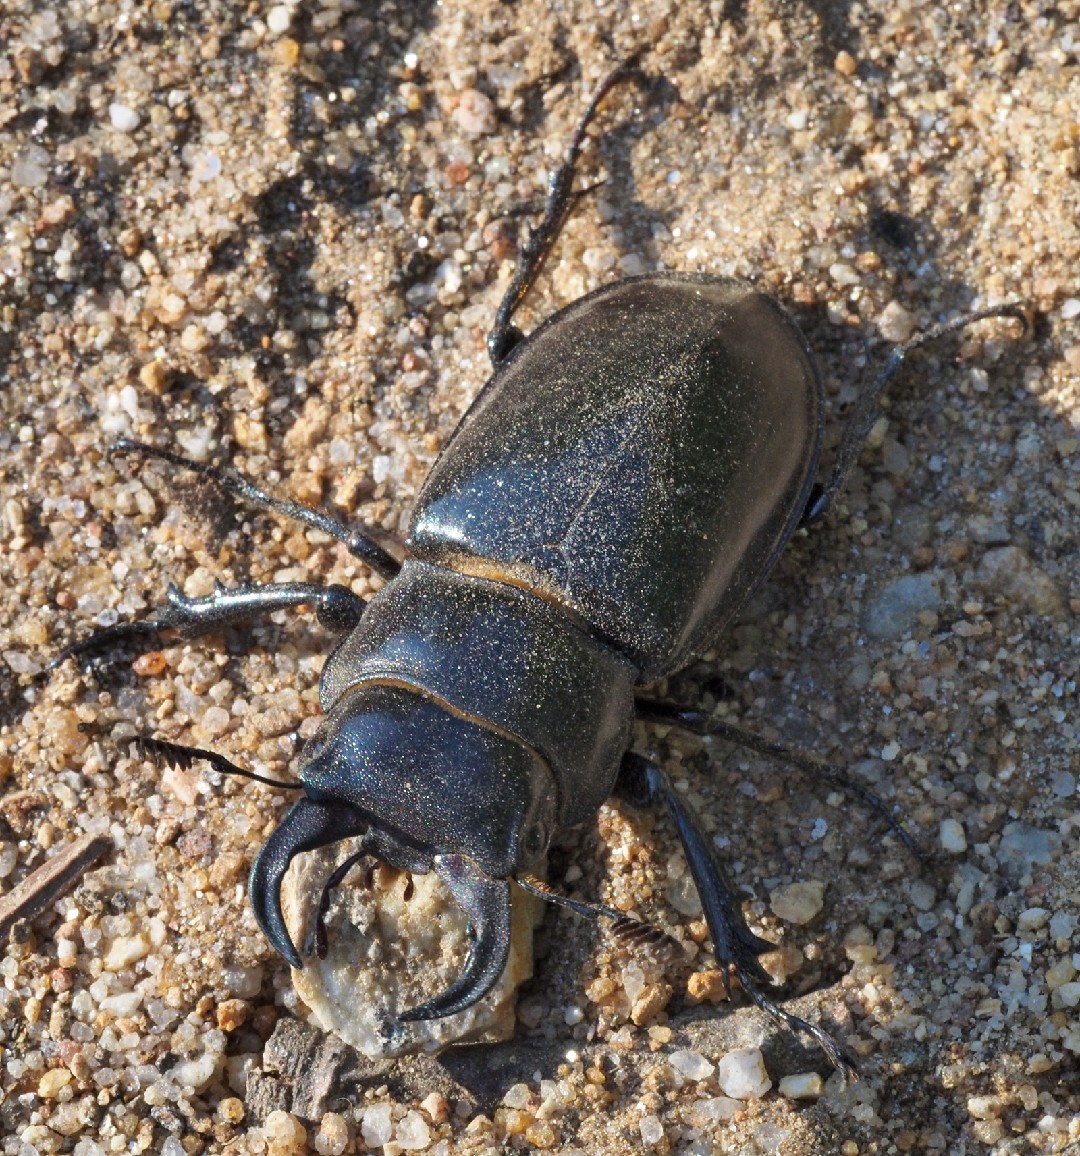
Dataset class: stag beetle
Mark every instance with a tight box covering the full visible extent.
[51,56,1024,1073]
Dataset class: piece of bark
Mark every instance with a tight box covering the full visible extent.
[0,834,111,941]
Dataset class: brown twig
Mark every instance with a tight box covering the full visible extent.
[0,834,112,942]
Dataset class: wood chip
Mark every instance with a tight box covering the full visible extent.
[0,834,111,941]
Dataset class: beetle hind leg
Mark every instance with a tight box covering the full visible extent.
[486,53,644,366]
[111,438,402,578]
[616,752,856,1076]
[636,698,921,858]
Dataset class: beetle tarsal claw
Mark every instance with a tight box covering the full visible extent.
[732,960,858,1081]
[397,855,511,1022]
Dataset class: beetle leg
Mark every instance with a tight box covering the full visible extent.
[397,854,511,1022]
[635,699,921,858]
[804,304,1027,524]
[110,439,402,578]
[51,580,365,672]
[486,53,643,365]
[616,753,775,982]
[616,752,857,1077]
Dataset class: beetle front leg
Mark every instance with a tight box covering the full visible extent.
[616,752,857,1076]
[51,580,365,672]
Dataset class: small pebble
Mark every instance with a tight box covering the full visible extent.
[362,1104,394,1148]
[863,574,942,641]
[216,1098,244,1125]
[502,1083,531,1109]
[37,1068,72,1099]
[907,879,936,912]
[453,88,497,135]
[12,147,50,187]
[834,50,858,76]
[104,934,151,970]
[666,869,703,916]
[1016,907,1049,933]
[975,546,1065,617]
[778,1072,823,1100]
[132,651,168,677]
[686,1096,742,1125]
[769,880,824,924]
[1046,958,1077,990]
[267,5,291,33]
[829,263,860,286]
[630,981,673,1025]
[108,103,140,132]
[669,1049,715,1081]
[396,1109,431,1150]
[1051,771,1076,798]
[216,999,250,1032]
[639,1114,665,1145]
[264,1109,308,1156]
[998,823,1061,880]
[716,1048,772,1100]
[967,1094,1004,1120]
[420,1093,448,1124]
[877,301,918,343]
[198,705,231,738]
[313,1112,349,1156]
[687,970,729,1003]
[524,1120,558,1148]
[939,818,967,854]
[168,1052,218,1092]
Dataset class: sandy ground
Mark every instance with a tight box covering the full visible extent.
[1,1,1078,1153]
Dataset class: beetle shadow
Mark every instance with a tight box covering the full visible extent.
[203,2,441,384]
[438,1038,574,1112]
[800,0,862,57]
[473,55,675,288]
[589,67,684,270]
[754,157,1026,506]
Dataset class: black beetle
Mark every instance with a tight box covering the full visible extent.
[52,57,1024,1073]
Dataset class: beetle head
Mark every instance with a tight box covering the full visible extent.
[249,683,558,1019]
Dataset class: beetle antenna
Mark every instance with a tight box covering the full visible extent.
[515,873,682,955]
[133,735,302,790]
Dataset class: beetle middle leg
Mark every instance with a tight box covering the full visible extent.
[616,752,857,1076]
[51,579,366,672]
[636,698,920,857]
[803,305,1027,524]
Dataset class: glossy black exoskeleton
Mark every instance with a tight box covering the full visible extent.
[50,57,1023,1073]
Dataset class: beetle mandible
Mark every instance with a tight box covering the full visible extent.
[52,55,1024,1073]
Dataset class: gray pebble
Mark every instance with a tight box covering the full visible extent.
[998,822,1062,882]
[863,573,942,640]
